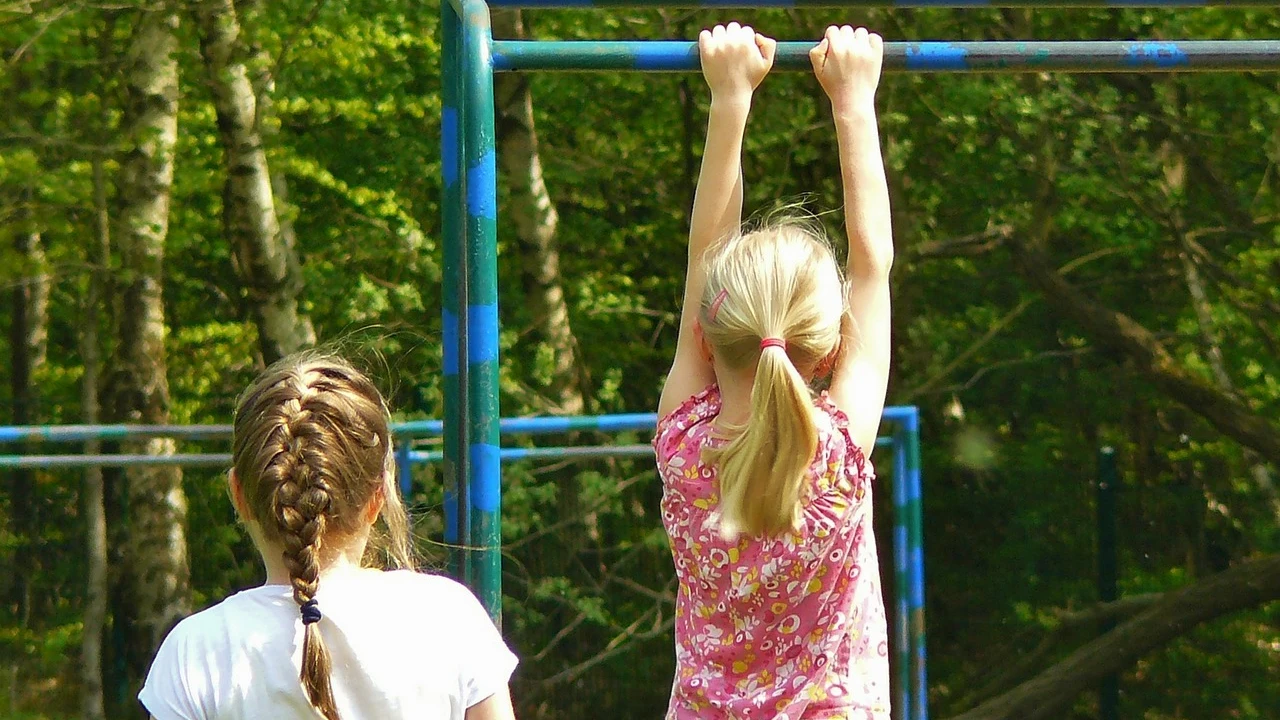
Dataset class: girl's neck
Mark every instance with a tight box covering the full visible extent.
[258,536,371,587]
[714,363,756,428]
[714,358,819,429]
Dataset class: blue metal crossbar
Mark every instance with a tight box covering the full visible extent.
[0,407,918,444]
[493,39,1280,73]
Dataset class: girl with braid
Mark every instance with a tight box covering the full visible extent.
[140,354,517,720]
[654,23,894,719]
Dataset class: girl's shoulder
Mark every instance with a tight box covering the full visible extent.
[373,569,485,608]
[813,390,874,479]
[656,384,721,431]
[653,384,721,456]
[655,381,716,448]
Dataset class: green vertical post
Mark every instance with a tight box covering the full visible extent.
[905,410,927,720]
[1097,447,1119,720]
[891,431,910,720]
[440,0,470,584]
[461,0,503,623]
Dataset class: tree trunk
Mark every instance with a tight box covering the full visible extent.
[1008,240,1280,467]
[195,0,313,365]
[491,9,585,417]
[80,155,111,720]
[7,191,48,715]
[106,4,191,697]
[947,553,1280,720]
[491,9,591,568]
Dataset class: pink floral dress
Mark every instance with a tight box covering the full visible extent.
[654,385,890,720]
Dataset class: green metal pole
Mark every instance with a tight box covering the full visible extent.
[892,432,910,720]
[905,410,927,720]
[441,0,470,585]
[1097,447,1119,720]
[461,0,503,623]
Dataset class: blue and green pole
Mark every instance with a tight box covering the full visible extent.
[461,0,503,622]
[904,408,927,720]
[441,0,471,585]
[892,429,912,720]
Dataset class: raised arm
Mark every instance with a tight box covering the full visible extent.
[810,26,894,452]
[658,23,776,418]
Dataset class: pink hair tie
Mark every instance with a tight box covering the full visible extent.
[707,288,729,322]
[759,337,787,351]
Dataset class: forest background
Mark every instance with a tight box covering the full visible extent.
[1,1,1278,718]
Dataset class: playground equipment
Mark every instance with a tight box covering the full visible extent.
[0,410,925,719]
[440,1,1279,717]
[5,0,1273,717]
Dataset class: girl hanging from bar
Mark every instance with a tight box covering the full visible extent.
[654,22,894,720]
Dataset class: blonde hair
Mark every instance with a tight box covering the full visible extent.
[700,223,847,537]
[231,353,414,720]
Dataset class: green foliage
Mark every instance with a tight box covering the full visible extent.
[2,2,1279,719]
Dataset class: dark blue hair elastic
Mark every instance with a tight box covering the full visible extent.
[300,599,322,625]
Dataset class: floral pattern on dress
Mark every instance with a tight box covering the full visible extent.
[654,385,891,720]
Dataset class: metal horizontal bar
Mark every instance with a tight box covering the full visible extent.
[0,436,898,468]
[412,444,658,463]
[492,39,1280,72]
[0,423,235,444]
[0,453,235,469]
[487,0,1275,6]
[0,407,917,444]
[395,412,657,437]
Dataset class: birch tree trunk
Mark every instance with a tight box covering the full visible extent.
[195,0,314,365]
[492,9,585,416]
[7,192,48,715]
[80,155,110,720]
[491,10,591,563]
[105,3,191,691]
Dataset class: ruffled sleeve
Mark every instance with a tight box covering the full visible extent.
[815,391,876,488]
[653,385,720,466]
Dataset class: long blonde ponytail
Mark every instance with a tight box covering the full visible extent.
[699,223,846,538]
[710,342,819,536]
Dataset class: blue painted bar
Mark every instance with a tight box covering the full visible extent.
[396,439,413,499]
[413,443,658,463]
[465,151,499,220]
[487,0,1273,6]
[1,438,896,468]
[0,424,233,443]
[0,454,234,469]
[905,408,927,720]
[492,39,1280,73]
[461,0,503,621]
[892,428,911,720]
[0,407,919,444]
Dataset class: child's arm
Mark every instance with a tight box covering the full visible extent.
[658,23,776,418]
[465,688,516,720]
[811,26,893,452]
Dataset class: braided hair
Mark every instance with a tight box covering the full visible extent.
[232,354,413,719]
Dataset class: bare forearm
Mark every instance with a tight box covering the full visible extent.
[834,103,893,276]
[689,98,751,259]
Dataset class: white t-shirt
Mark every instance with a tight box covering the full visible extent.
[140,569,517,720]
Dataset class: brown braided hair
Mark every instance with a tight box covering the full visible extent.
[231,354,414,719]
